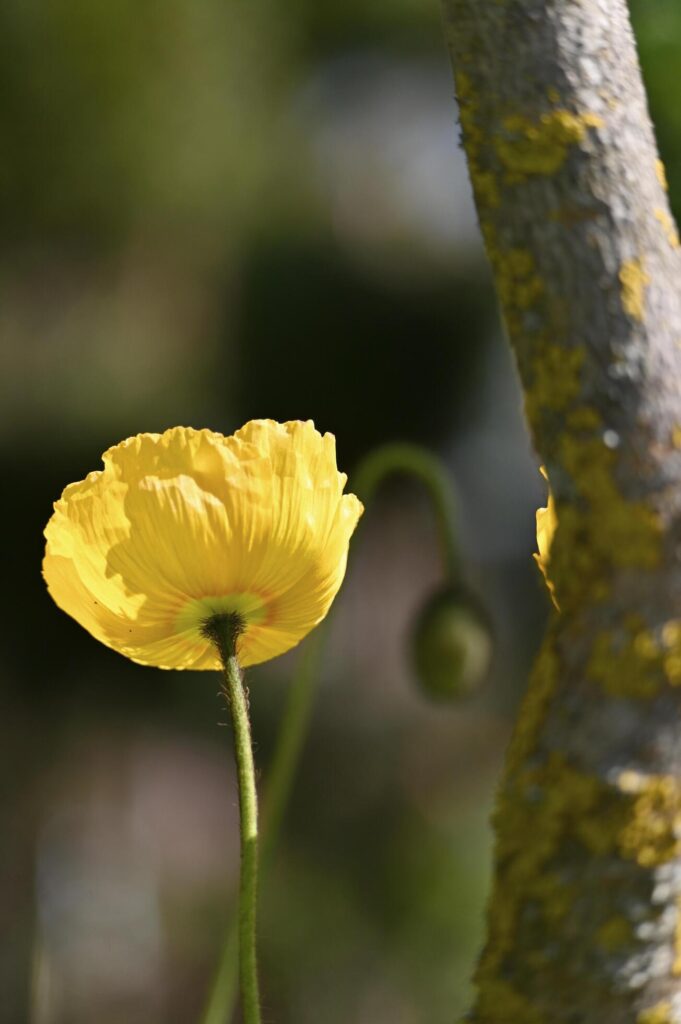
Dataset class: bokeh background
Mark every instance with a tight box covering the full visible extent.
[2,2,677,1022]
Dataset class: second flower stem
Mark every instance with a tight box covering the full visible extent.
[352,442,461,578]
[221,650,262,1024]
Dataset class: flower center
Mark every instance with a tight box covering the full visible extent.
[176,592,269,637]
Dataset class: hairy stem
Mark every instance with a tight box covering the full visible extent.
[222,653,261,1024]
[204,614,261,1024]
[201,626,326,1024]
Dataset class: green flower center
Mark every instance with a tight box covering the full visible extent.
[177,592,269,637]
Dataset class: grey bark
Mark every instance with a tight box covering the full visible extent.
[440,1,681,1021]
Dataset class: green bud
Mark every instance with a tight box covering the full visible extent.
[410,584,493,700]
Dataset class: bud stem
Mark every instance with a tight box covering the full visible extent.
[352,442,461,578]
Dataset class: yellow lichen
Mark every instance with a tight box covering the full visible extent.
[666,655,681,685]
[496,248,544,311]
[455,80,578,379]
[530,871,574,922]
[596,914,633,951]
[662,621,681,647]
[505,642,559,774]
[589,616,681,696]
[551,436,661,608]
[476,979,545,1024]
[524,345,584,433]
[475,642,560,987]
[566,406,602,432]
[529,762,681,869]
[455,71,500,210]
[496,110,603,180]
[484,753,604,969]
[662,620,681,685]
[479,223,549,340]
[478,747,648,1015]
[549,757,619,856]
[671,426,681,450]
[475,170,500,210]
[654,207,680,249]
[656,158,670,192]
[477,685,681,1022]
[673,895,681,977]
[587,628,661,699]
[618,771,681,867]
[638,1000,672,1024]
[620,258,650,321]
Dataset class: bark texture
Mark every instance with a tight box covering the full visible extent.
[440,2,681,1021]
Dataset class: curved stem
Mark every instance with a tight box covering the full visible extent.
[352,442,461,578]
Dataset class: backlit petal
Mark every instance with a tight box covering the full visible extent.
[534,467,558,608]
[43,422,363,669]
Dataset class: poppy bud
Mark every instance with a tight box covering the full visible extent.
[410,584,493,700]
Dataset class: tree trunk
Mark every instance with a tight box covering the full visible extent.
[440,1,681,1021]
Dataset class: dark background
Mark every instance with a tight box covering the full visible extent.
[2,2,676,1022]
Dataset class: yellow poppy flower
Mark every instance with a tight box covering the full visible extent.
[43,420,363,670]
[534,466,558,606]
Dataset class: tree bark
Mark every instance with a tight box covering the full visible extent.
[440,1,681,1021]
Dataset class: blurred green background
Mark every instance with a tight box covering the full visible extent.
[1,2,675,1022]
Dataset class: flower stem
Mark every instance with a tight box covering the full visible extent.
[201,625,326,1024]
[204,614,262,1024]
[221,652,261,1024]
